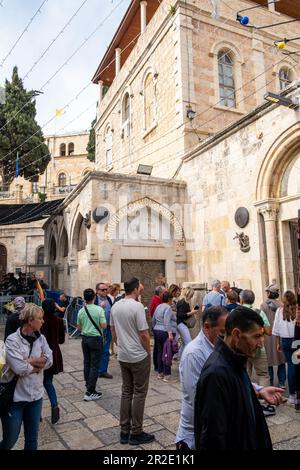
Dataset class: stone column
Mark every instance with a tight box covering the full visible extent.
[259,204,280,285]
[268,1,275,12]
[115,47,121,76]
[98,80,104,106]
[140,1,147,34]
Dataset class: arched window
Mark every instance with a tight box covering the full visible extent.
[122,93,130,138]
[105,126,113,167]
[218,51,236,108]
[36,246,44,265]
[78,218,87,251]
[60,143,66,156]
[68,142,74,155]
[144,73,155,130]
[279,68,292,91]
[58,173,67,187]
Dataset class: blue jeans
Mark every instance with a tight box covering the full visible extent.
[0,398,43,450]
[282,337,295,395]
[43,370,58,408]
[99,328,112,375]
[268,364,286,386]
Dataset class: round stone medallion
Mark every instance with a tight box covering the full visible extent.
[234,207,249,228]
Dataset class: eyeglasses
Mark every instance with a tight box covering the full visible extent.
[99,288,108,292]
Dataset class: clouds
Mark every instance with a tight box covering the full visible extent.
[0,0,130,135]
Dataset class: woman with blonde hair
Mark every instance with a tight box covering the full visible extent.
[176,287,198,357]
[272,291,297,405]
[0,303,53,450]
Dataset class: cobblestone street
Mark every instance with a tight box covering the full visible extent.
[1,332,299,451]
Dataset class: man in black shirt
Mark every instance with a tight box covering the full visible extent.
[194,307,285,450]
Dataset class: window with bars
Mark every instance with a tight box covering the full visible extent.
[58,173,67,187]
[218,51,236,108]
[279,68,292,91]
[36,246,44,265]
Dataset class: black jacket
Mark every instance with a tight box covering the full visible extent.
[4,311,21,341]
[194,338,272,450]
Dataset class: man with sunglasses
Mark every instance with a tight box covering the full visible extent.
[95,282,113,379]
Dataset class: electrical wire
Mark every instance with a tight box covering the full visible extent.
[0,0,49,68]
[22,0,91,82]
[0,0,126,133]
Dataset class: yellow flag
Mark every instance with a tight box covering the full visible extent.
[55,108,63,116]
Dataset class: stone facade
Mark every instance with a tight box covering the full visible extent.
[94,0,300,179]
[0,220,44,274]
[0,132,94,276]
[1,131,94,204]
[44,172,186,297]
[178,85,300,301]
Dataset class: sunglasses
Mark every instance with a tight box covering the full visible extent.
[99,288,108,292]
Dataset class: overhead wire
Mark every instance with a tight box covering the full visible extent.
[0,0,126,133]
[3,0,300,205]
[22,0,91,82]
[0,0,49,68]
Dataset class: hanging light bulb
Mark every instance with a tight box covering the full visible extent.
[274,40,287,49]
[236,14,250,26]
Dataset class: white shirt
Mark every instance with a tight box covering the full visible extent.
[272,307,295,338]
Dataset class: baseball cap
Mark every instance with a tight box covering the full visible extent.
[265,284,279,294]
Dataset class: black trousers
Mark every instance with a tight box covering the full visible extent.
[81,335,103,393]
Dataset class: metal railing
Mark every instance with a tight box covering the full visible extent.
[0,294,37,324]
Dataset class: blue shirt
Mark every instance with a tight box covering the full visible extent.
[96,295,111,325]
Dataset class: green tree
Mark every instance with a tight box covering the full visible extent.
[86,117,96,162]
[0,66,50,189]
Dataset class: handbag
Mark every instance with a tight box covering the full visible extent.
[0,338,35,417]
[0,375,19,417]
[186,315,196,329]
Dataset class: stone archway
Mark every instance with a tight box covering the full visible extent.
[255,122,300,291]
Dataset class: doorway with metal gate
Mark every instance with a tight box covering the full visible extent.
[121,260,165,307]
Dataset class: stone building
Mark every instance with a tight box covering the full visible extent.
[0,131,94,276]
[1,131,93,204]
[43,0,300,302]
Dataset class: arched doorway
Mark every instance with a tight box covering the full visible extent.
[0,244,7,280]
[256,123,300,292]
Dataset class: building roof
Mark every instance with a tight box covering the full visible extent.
[251,0,300,18]
[92,0,159,85]
[0,199,64,225]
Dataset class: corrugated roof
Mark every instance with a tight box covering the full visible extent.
[0,199,64,225]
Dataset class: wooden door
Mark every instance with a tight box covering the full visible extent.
[0,244,7,280]
[121,260,165,307]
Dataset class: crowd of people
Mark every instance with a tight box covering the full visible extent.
[0,272,48,296]
[0,277,300,450]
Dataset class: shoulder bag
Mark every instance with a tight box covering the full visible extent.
[84,306,103,338]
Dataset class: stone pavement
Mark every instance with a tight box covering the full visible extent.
[1,331,300,450]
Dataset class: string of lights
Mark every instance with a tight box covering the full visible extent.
[22,0,91,82]
[0,0,49,68]
[0,0,126,133]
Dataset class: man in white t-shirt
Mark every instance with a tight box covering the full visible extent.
[110,277,155,446]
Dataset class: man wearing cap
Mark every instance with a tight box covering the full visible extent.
[260,284,286,388]
[4,296,26,340]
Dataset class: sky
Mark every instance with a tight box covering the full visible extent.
[0,0,131,136]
